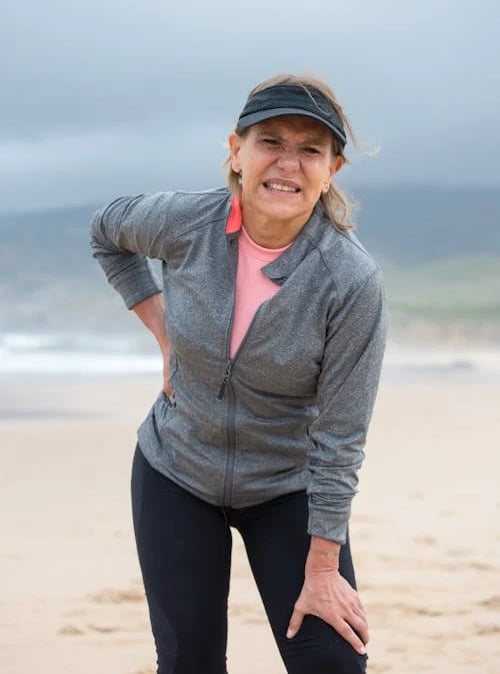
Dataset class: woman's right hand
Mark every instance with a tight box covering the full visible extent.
[163,350,174,401]
[131,293,173,399]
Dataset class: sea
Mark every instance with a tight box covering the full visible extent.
[1,330,499,384]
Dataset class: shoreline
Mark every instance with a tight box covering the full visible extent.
[1,349,500,423]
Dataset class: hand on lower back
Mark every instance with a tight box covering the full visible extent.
[131,293,173,398]
[163,355,173,399]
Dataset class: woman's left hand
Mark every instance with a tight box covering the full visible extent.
[287,567,369,655]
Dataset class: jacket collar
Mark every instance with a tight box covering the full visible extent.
[225,197,327,286]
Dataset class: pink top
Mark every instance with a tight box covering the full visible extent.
[230,226,290,358]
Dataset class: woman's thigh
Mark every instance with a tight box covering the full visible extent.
[234,491,367,674]
[131,445,232,674]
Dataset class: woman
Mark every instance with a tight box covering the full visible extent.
[90,73,387,674]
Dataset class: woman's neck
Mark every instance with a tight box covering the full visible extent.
[241,210,311,249]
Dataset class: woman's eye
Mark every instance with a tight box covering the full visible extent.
[262,138,280,147]
[303,147,320,155]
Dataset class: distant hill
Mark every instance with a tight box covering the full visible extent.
[353,185,500,265]
[1,186,499,340]
[1,185,498,265]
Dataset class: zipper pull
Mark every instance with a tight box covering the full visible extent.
[217,360,233,399]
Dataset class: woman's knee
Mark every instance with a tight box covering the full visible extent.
[285,648,367,674]
[156,650,227,674]
[308,646,367,674]
[280,616,367,674]
[153,620,228,674]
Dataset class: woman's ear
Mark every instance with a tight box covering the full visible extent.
[228,132,241,173]
[323,156,346,193]
[331,154,345,178]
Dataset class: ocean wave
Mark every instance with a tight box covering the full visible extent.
[382,344,500,381]
[1,331,499,379]
[0,331,160,375]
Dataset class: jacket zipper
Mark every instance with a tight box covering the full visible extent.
[217,360,234,399]
[222,382,237,505]
[219,306,264,506]
[220,234,238,506]
[217,306,263,399]
[219,231,268,505]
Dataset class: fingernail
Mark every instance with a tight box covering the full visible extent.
[286,629,293,639]
[358,646,367,655]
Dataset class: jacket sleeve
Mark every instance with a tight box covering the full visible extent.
[307,267,388,544]
[89,193,176,309]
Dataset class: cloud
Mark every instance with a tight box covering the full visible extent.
[1,0,499,210]
[0,121,231,211]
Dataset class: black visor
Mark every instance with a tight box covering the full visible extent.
[237,83,347,148]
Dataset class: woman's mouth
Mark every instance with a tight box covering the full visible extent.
[263,181,301,193]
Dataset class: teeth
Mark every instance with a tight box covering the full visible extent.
[265,182,298,193]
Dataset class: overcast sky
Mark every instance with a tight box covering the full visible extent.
[2,0,499,213]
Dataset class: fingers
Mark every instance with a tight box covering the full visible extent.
[352,607,368,632]
[333,617,368,655]
[337,596,369,650]
[286,606,305,639]
[287,605,367,653]
[289,575,369,656]
[163,367,173,398]
[349,611,369,649]
[288,601,368,655]
[162,378,175,404]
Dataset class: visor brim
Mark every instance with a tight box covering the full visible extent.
[237,107,347,147]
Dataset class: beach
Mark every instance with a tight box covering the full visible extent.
[1,372,499,673]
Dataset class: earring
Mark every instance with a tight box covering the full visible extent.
[238,171,243,186]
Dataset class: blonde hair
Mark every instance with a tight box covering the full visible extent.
[225,73,358,232]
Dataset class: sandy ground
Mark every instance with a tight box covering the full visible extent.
[1,374,499,674]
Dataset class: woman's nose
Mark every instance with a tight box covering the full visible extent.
[276,147,300,171]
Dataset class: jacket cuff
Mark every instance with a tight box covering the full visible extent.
[122,284,163,310]
[117,283,162,309]
[307,500,351,545]
[109,261,162,309]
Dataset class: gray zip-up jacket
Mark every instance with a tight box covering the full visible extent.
[90,187,387,544]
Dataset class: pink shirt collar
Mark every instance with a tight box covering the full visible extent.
[226,197,242,234]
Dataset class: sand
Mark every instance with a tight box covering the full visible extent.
[1,374,499,673]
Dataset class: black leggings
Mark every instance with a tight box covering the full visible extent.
[131,445,367,674]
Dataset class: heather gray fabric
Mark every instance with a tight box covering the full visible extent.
[90,187,387,543]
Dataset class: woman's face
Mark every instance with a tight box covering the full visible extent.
[229,115,343,229]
